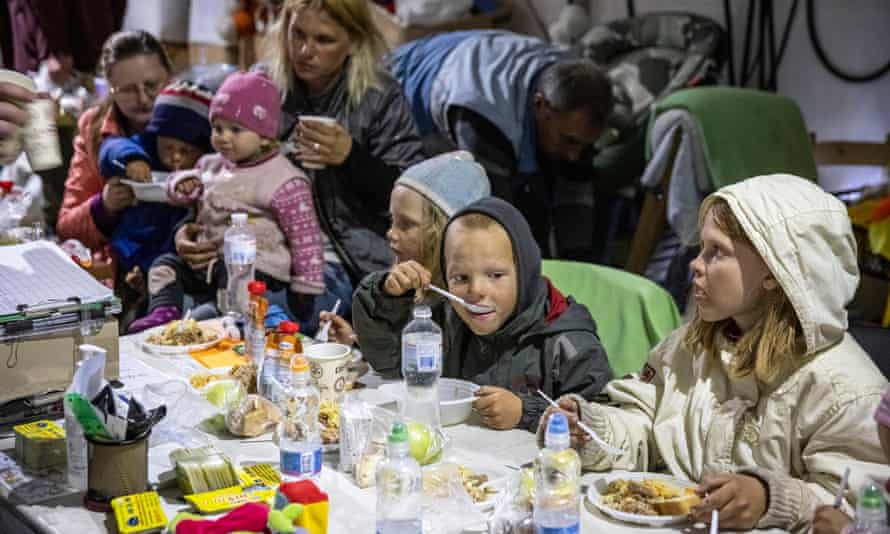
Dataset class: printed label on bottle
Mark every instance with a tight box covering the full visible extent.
[537,524,579,534]
[280,447,322,478]
[228,241,256,264]
[406,342,439,372]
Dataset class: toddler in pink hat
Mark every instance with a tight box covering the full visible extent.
[130,71,325,334]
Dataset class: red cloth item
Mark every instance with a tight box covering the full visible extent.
[277,480,327,505]
[872,197,890,222]
[543,277,569,324]
[174,502,270,534]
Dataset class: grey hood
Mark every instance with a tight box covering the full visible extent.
[714,174,858,355]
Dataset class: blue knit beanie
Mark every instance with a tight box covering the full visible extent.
[146,81,213,153]
[395,151,491,217]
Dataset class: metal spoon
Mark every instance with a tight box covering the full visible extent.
[427,284,494,314]
[536,388,624,456]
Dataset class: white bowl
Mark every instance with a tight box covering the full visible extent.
[379,378,479,426]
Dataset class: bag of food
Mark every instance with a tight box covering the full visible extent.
[488,470,535,534]
[369,405,447,466]
[422,462,488,534]
[225,394,281,437]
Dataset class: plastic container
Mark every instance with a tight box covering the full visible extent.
[259,321,301,404]
[223,213,256,320]
[246,280,268,366]
[379,378,479,426]
[533,412,581,533]
[401,305,442,430]
[376,422,422,533]
[278,355,322,481]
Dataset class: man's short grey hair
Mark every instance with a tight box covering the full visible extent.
[536,60,613,126]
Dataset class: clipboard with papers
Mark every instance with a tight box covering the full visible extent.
[0,241,121,340]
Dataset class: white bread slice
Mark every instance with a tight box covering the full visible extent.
[652,491,702,515]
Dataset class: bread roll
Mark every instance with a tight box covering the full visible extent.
[652,491,701,515]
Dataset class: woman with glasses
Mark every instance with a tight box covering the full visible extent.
[57,30,172,294]
[174,0,424,333]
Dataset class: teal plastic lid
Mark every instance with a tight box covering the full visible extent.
[860,484,885,509]
[388,422,409,444]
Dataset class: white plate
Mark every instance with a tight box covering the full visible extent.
[141,324,223,355]
[587,471,697,527]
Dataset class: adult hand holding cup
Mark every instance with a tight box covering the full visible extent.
[0,69,61,170]
[295,115,351,170]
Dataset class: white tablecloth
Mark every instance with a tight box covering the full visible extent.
[1,334,786,533]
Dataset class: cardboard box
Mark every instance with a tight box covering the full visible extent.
[370,1,512,48]
[0,320,120,404]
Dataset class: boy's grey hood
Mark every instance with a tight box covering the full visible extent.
[713,174,858,355]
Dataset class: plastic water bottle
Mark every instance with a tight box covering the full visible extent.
[65,344,106,491]
[401,305,442,429]
[278,355,322,481]
[844,483,890,534]
[223,212,256,320]
[534,412,581,534]
[376,422,422,534]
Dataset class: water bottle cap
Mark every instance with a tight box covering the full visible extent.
[231,212,248,225]
[860,484,885,509]
[413,305,432,319]
[388,422,409,444]
[547,412,569,436]
[279,321,300,334]
[290,354,310,373]
[248,281,267,295]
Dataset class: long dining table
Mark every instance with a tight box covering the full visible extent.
[0,329,787,533]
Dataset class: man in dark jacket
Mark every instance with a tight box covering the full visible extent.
[389,30,613,259]
[354,197,613,431]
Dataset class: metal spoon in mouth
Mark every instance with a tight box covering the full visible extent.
[427,284,495,314]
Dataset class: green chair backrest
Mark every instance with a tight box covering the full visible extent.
[542,260,682,377]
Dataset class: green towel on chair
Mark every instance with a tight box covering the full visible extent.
[543,260,682,378]
[652,87,817,188]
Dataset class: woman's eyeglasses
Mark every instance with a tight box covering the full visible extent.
[109,79,165,100]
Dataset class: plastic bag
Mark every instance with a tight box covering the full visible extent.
[488,470,535,534]
[225,394,281,437]
[422,462,487,534]
[369,405,447,466]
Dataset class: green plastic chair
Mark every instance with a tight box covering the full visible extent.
[542,260,682,378]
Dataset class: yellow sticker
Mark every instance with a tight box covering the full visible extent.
[13,420,65,440]
[111,491,167,534]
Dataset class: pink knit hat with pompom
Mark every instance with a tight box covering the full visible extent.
[209,71,280,139]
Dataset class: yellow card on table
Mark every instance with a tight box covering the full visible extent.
[189,339,247,369]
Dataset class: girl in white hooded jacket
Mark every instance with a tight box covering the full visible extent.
[542,174,890,533]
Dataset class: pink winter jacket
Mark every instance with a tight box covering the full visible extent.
[56,105,124,281]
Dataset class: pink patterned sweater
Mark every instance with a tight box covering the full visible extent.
[168,152,324,295]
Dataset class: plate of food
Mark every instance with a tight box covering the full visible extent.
[587,472,701,527]
[142,319,222,355]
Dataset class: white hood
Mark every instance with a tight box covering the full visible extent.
[714,174,858,355]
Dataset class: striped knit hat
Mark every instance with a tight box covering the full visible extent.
[146,81,213,153]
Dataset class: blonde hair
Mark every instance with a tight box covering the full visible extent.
[683,196,806,385]
[420,199,449,288]
[265,0,387,110]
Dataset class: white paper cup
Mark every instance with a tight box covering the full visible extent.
[0,69,61,171]
[298,115,337,169]
[303,342,352,401]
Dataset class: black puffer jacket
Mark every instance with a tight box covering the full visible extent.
[279,69,425,282]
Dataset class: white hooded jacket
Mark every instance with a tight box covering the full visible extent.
[559,175,890,532]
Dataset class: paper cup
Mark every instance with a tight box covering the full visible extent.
[303,342,352,401]
[0,69,61,171]
[298,115,337,169]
